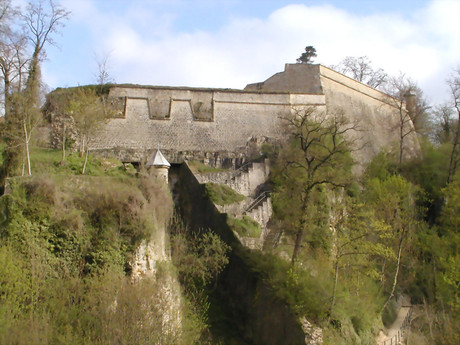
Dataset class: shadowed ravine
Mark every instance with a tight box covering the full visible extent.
[169,163,307,345]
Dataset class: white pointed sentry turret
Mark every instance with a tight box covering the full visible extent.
[147,149,170,183]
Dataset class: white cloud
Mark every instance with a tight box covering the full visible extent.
[46,0,460,105]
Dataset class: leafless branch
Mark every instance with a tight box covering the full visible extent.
[22,0,70,58]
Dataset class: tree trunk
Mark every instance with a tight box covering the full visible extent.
[447,91,460,183]
[25,143,31,176]
[23,119,31,176]
[79,135,85,157]
[60,124,66,165]
[382,236,404,313]
[82,147,89,175]
[292,229,304,264]
[292,193,310,264]
[380,258,386,286]
[2,68,10,117]
[447,120,460,183]
[330,257,340,316]
[356,273,360,297]
[399,108,404,165]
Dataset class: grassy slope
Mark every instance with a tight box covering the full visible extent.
[227,215,261,238]
[205,183,245,206]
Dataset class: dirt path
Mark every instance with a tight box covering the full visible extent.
[376,306,411,345]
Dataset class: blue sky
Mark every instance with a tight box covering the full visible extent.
[32,0,460,105]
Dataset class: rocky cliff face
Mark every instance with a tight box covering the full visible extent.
[130,182,183,341]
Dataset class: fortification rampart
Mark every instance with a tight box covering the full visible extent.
[89,64,418,168]
[318,66,419,164]
[90,85,325,165]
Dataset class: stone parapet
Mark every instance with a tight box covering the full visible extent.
[89,85,326,163]
[85,64,418,169]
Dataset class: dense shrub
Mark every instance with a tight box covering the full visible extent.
[0,170,213,344]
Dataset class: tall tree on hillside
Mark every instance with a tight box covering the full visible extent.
[365,175,419,312]
[66,88,110,174]
[328,194,393,315]
[406,84,431,136]
[332,56,388,89]
[447,68,460,183]
[438,178,460,316]
[0,1,28,179]
[273,107,358,263]
[94,52,114,90]
[431,104,455,145]
[0,0,27,116]
[2,0,70,177]
[94,51,115,115]
[384,74,429,165]
[22,0,70,104]
[0,33,29,116]
[297,46,317,64]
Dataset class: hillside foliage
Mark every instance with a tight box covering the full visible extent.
[1,6,459,340]
[0,150,230,345]
[242,109,460,344]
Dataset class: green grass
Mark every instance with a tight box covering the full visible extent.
[0,141,136,178]
[27,147,135,177]
[205,183,245,206]
[188,160,227,174]
[227,215,261,238]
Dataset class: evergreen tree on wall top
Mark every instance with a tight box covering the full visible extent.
[297,45,317,64]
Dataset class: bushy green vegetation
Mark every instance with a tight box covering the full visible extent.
[0,147,232,344]
[227,215,261,238]
[1,123,458,344]
[0,66,458,344]
[256,109,460,344]
[204,183,245,206]
[169,217,231,344]
[0,170,177,343]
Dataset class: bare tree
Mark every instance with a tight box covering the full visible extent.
[6,91,43,176]
[384,74,427,165]
[93,51,115,115]
[447,68,460,183]
[0,0,14,29]
[431,104,455,144]
[0,0,22,115]
[22,0,70,102]
[1,0,70,177]
[0,32,30,116]
[276,107,359,263]
[94,51,114,89]
[332,56,388,89]
[20,0,69,175]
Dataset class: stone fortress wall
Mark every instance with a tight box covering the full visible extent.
[90,64,418,168]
